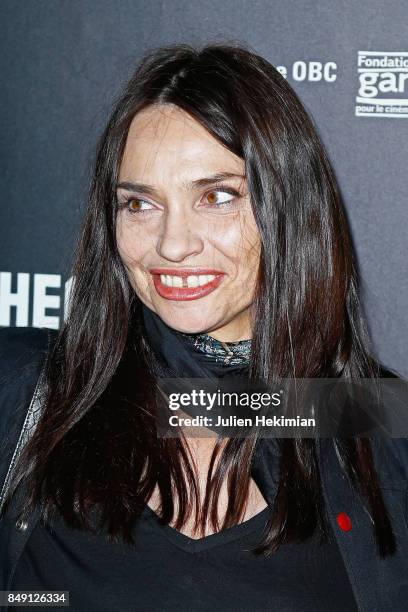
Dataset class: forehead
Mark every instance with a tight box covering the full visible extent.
[118,104,244,182]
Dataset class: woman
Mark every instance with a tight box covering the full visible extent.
[0,42,407,612]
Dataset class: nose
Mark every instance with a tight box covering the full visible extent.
[156,207,204,262]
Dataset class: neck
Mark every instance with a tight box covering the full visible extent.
[187,304,253,343]
[206,331,252,342]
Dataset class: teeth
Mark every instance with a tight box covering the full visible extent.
[185,275,216,287]
[159,274,216,288]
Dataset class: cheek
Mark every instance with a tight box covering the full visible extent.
[218,218,261,280]
[116,226,151,297]
[116,220,148,266]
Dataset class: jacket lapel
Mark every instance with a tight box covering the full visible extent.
[319,439,408,611]
[252,438,408,612]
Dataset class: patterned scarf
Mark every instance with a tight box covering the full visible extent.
[140,303,251,379]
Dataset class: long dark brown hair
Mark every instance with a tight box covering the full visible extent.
[2,42,396,555]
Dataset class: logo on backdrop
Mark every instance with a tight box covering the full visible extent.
[356,51,408,118]
[0,272,73,328]
[276,61,337,83]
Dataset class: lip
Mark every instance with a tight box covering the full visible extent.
[150,268,226,301]
[150,267,224,278]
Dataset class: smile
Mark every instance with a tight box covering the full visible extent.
[150,268,226,301]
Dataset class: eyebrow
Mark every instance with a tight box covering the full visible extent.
[116,172,246,195]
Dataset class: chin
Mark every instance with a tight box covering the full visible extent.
[156,308,217,336]
[164,319,212,336]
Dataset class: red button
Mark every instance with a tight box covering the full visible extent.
[337,512,352,532]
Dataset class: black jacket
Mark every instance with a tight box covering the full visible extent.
[1,326,408,611]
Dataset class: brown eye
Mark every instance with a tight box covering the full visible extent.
[205,190,235,206]
[124,198,155,214]
[129,199,142,211]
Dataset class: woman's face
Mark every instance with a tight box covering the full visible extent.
[116,104,261,341]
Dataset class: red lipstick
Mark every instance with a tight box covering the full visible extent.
[150,268,226,301]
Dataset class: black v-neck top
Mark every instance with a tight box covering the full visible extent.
[11,503,358,611]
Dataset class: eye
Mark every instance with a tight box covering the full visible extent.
[204,188,239,207]
[120,198,155,214]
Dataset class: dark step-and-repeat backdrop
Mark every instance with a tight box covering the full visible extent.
[0,1,407,376]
